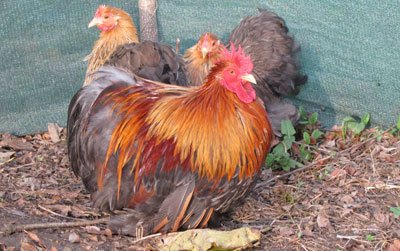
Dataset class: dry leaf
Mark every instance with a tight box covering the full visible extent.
[340,195,354,204]
[279,226,294,237]
[340,207,352,217]
[89,235,98,242]
[20,237,38,251]
[1,133,34,151]
[161,227,260,251]
[105,228,113,239]
[329,168,346,179]
[345,165,356,175]
[322,140,336,147]
[394,239,400,248]
[68,232,80,243]
[0,151,15,161]
[46,204,71,216]
[50,246,57,251]
[374,211,388,224]
[317,213,331,228]
[386,238,400,251]
[71,206,88,218]
[301,229,315,237]
[326,187,342,194]
[0,243,7,250]
[41,132,51,140]
[25,231,45,248]
[47,123,61,143]
[85,226,101,235]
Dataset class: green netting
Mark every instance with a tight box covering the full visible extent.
[1,0,399,135]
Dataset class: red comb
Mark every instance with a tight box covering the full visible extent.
[219,42,253,73]
[94,5,106,18]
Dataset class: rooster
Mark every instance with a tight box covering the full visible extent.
[83,5,139,86]
[67,44,272,236]
[184,9,307,136]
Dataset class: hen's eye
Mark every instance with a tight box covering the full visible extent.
[104,15,109,19]
[211,41,216,46]
[229,70,235,75]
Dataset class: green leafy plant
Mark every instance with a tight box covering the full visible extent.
[311,129,324,140]
[397,114,400,130]
[266,105,326,171]
[322,166,331,178]
[299,144,312,162]
[375,128,385,142]
[366,235,375,241]
[390,207,400,217]
[265,120,303,171]
[281,193,295,203]
[391,114,400,136]
[341,114,370,139]
[298,128,323,163]
[299,106,319,127]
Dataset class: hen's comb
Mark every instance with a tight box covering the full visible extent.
[94,5,107,18]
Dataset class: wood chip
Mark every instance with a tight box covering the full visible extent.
[68,232,80,243]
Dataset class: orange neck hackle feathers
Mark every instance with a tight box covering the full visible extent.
[184,33,222,86]
[99,45,272,199]
[83,5,139,86]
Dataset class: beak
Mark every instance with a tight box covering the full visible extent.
[241,74,257,85]
[88,17,102,28]
[201,47,208,59]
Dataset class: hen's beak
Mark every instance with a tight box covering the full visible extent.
[241,74,257,85]
[88,18,102,28]
[201,47,209,59]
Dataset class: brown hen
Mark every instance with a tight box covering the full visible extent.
[83,5,139,86]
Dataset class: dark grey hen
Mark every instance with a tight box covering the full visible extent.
[228,8,307,135]
[105,40,189,86]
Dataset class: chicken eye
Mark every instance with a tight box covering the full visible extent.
[211,41,216,46]
[104,15,109,19]
[229,70,235,75]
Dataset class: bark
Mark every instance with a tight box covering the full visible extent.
[138,0,158,41]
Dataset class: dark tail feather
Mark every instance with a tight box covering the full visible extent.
[292,74,308,95]
[154,180,196,232]
[266,99,300,137]
[108,180,196,236]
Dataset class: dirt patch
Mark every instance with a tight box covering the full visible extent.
[0,127,399,250]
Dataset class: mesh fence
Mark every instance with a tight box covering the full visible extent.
[1,0,399,135]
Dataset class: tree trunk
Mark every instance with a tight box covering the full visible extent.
[138,0,158,41]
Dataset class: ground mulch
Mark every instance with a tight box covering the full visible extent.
[0,125,399,250]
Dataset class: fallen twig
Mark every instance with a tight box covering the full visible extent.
[366,184,400,190]
[0,217,109,235]
[38,204,76,220]
[0,157,15,166]
[131,232,162,244]
[337,234,360,240]
[258,125,396,187]
[176,38,180,54]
